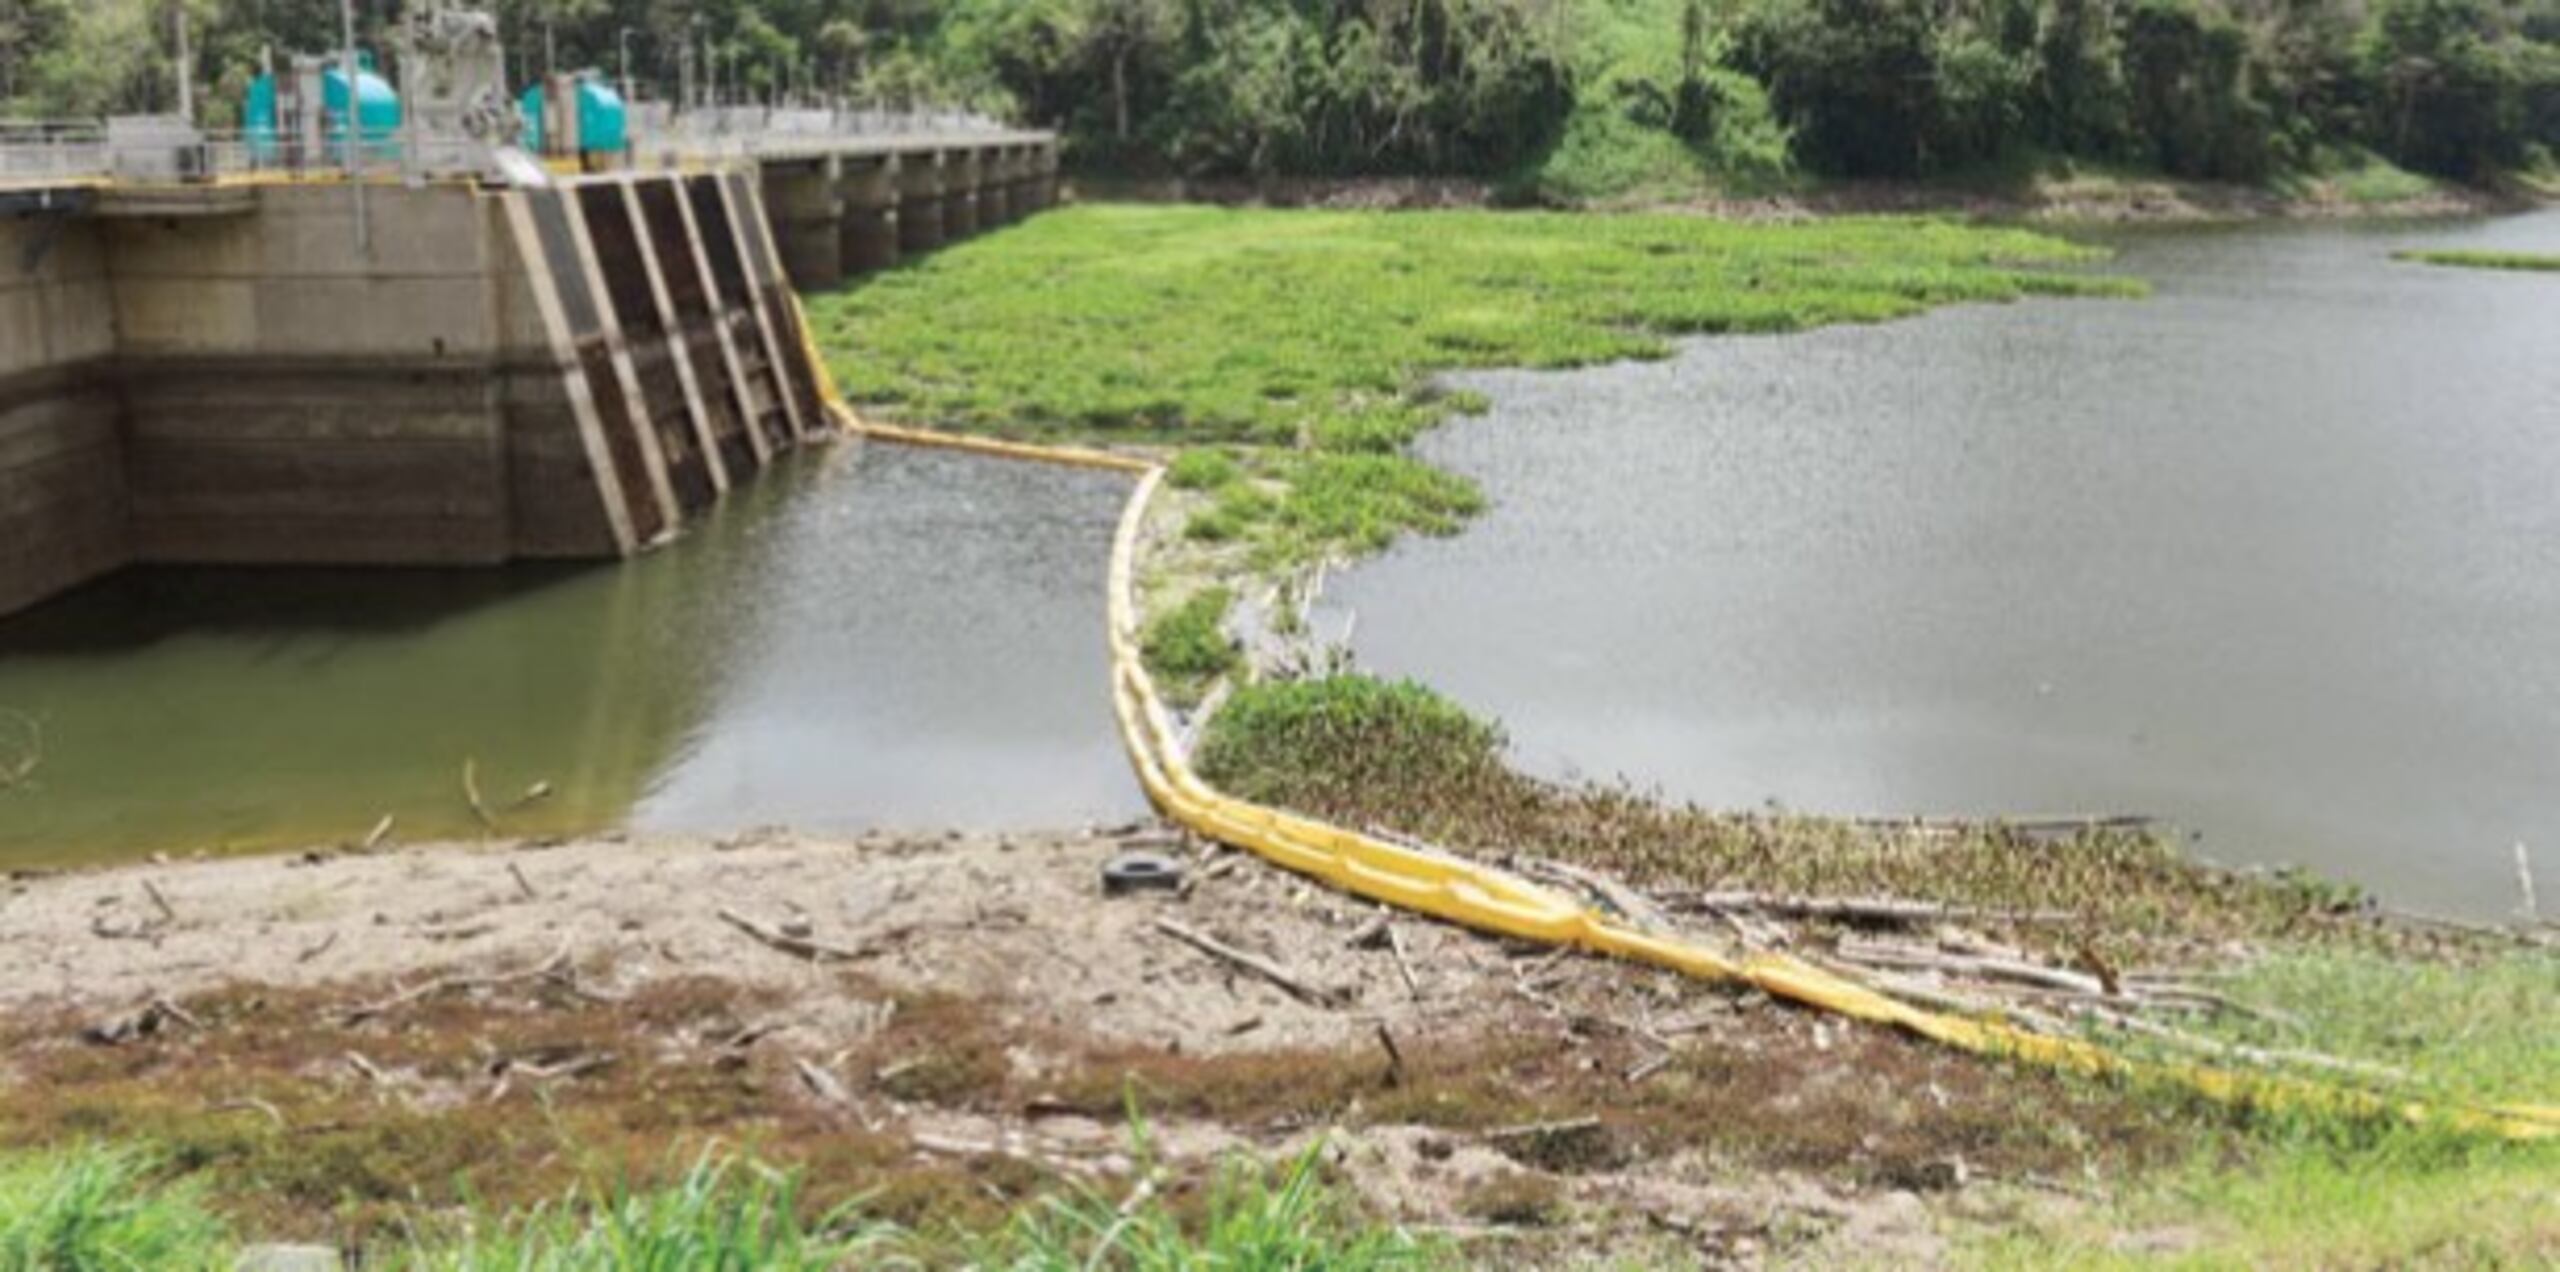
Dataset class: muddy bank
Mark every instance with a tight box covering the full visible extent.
[0,829,2175,1266]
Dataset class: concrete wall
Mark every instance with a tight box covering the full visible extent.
[102,186,514,565]
[0,215,125,616]
[0,133,1050,620]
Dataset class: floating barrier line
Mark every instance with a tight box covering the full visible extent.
[807,325,2560,1141]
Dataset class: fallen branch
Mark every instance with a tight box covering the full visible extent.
[1514,856,1673,930]
[795,1057,850,1104]
[508,862,538,902]
[1153,917,1345,1007]
[210,1097,285,1128]
[1482,1116,1603,1143]
[1386,923,1422,1001]
[1668,890,2073,927]
[1374,1021,1405,1087]
[360,814,395,853]
[717,907,870,962]
[337,939,572,1025]
[1834,939,2111,998]
[512,1051,616,1082]
[462,758,495,831]
[142,880,177,926]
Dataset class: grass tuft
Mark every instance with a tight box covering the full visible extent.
[987,1141,1443,1271]
[0,1147,229,1272]
[1140,587,1242,706]
[396,1149,891,1271]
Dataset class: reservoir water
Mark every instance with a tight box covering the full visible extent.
[1336,209,2560,919]
[0,445,1146,868]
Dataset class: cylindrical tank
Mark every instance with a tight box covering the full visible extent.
[244,56,402,163]
[520,73,628,160]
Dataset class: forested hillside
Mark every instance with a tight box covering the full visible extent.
[6,0,2555,197]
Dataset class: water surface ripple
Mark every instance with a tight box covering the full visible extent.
[1336,210,2560,918]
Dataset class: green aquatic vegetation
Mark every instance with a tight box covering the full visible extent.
[2392,248,2560,272]
[1164,447,1243,491]
[814,203,2133,572]
[1196,676,1509,809]
[1140,587,1242,705]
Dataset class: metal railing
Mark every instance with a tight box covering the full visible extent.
[2,107,1037,189]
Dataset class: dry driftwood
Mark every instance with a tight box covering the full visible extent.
[210,1096,285,1128]
[1514,856,1672,930]
[337,939,572,1025]
[717,907,872,962]
[1482,1115,1604,1143]
[345,1051,393,1086]
[80,995,200,1045]
[1373,1020,1405,1087]
[1153,917,1345,1007]
[1670,889,2073,927]
[795,1057,851,1104]
[1834,938,2112,998]
[461,758,496,830]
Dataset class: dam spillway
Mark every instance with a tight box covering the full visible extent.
[0,129,1058,619]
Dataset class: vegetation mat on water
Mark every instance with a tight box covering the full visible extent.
[815,203,2134,572]
[1194,676,2375,955]
[2392,247,2560,271]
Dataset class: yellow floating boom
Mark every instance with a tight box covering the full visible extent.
[801,298,2559,1142]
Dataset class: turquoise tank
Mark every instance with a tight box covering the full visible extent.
[521,74,628,157]
[243,55,403,163]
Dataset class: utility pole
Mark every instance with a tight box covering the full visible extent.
[618,27,635,103]
[544,22,555,77]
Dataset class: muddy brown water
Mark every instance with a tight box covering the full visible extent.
[1335,210,2560,920]
[0,445,1146,867]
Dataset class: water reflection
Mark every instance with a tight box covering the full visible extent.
[0,445,1145,867]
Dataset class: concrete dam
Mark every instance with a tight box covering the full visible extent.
[0,127,1057,619]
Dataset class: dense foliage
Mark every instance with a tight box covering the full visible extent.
[8,0,2554,193]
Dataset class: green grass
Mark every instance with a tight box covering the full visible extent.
[0,1147,227,1271]
[0,1142,1439,1271]
[394,1151,892,1271]
[1140,586,1242,705]
[2392,248,2560,272]
[1977,948,2560,1268]
[983,1142,1444,1270]
[2179,949,2560,1111]
[815,203,2135,572]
